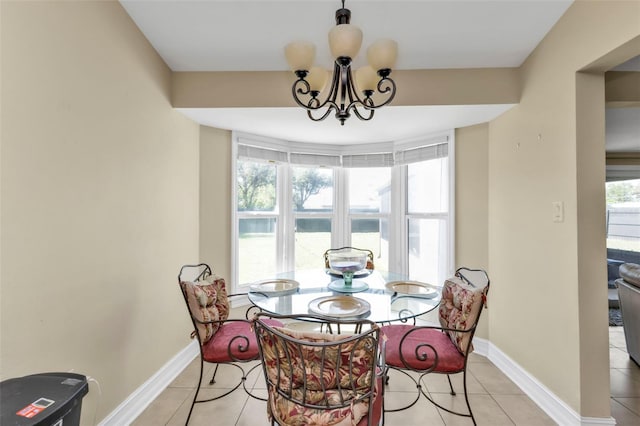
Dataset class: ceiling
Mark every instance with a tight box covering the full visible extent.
[120,0,610,145]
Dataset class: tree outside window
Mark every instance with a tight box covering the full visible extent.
[292,168,332,211]
[237,161,276,211]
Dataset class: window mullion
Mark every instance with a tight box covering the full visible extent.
[448,132,456,276]
[392,164,407,275]
[334,167,349,248]
[279,164,294,273]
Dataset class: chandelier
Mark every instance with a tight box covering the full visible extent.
[284,0,398,125]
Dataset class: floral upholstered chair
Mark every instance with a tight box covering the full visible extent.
[380,267,489,425]
[252,313,384,426]
[178,263,282,425]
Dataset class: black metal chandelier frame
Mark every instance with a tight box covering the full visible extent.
[290,3,397,126]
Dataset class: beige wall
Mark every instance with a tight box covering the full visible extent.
[2,0,638,423]
[455,124,490,339]
[488,0,639,417]
[0,2,200,423]
[172,68,520,108]
[199,127,233,280]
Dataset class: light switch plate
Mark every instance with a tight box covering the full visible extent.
[552,201,564,223]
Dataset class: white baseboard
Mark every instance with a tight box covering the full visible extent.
[98,340,199,426]
[472,335,490,357]
[476,337,616,426]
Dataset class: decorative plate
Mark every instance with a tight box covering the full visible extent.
[249,279,299,296]
[308,295,371,318]
[326,268,372,278]
[385,281,438,298]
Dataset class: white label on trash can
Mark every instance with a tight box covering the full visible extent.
[16,397,55,418]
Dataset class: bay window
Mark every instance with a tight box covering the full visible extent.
[232,132,454,290]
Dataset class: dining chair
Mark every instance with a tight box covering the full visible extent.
[380,267,489,425]
[178,263,283,425]
[252,312,384,426]
[324,247,375,271]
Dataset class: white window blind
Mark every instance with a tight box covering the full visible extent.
[237,135,449,167]
[290,153,341,167]
[394,143,448,165]
[237,144,288,163]
[342,153,394,168]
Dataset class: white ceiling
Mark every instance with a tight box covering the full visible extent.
[120,0,575,72]
[120,0,581,144]
[178,104,515,144]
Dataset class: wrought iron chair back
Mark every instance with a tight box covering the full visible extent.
[381,267,489,426]
[178,263,281,425]
[252,312,384,426]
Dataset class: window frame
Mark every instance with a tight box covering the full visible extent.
[231,131,455,291]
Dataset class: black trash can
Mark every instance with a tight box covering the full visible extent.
[0,372,88,426]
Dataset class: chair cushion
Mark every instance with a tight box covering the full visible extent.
[268,327,376,391]
[261,326,378,426]
[439,276,486,354]
[180,276,230,344]
[268,373,383,426]
[358,375,383,426]
[382,324,465,373]
[202,319,283,363]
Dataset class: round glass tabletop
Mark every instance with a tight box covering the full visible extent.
[247,269,442,324]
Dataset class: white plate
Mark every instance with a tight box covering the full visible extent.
[308,295,371,318]
[385,281,438,298]
[249,279,299,296]
[326,268,372,278]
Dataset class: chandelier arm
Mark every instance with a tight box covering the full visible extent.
[339,62,350,113]
[346,93,375,120]
[343,61,362,106]
[325,61,342,107]
[305,91,340,121]
[292,62,351,113]
[350,103,375,121]
[306,107,336,122]
[371,76,397,108]
[291,78,331,112]
[347,70,397,111]
[328,58,362,124]
[291,78,314,109]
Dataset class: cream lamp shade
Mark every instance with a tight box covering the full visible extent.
[355,66,379,93]
[307,67,329,92]
[367,39,398,71]
[328,24,363,59]
[285,41,316,71]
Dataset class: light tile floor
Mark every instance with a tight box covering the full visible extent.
[609,326,640,425]
[133,321,640,425]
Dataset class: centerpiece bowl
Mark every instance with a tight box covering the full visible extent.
[328,249,369,292]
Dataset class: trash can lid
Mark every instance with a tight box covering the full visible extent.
[0,372,88,426]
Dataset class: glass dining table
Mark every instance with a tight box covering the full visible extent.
[247,269,442,324]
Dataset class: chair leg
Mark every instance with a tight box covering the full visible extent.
[242,363,268,401]
[462,370,476,426]
[382,366,421,413]
[186,358,205,425]
[446,374,456,395]
[209,364,219,385]
[418,372,476,426]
